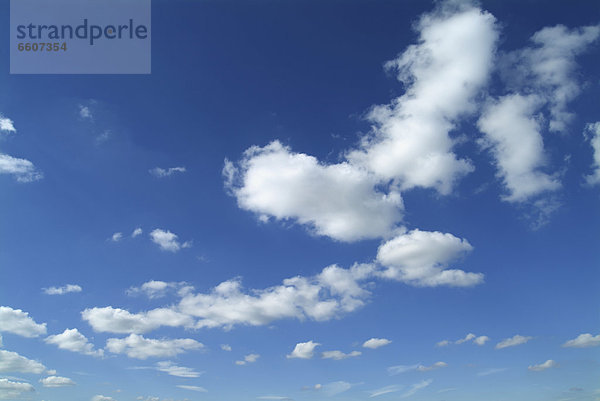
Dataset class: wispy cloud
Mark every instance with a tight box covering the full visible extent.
[528,359,557,371]
[496,335,533,349]
[43,284,82,295]
[149,167,186,178]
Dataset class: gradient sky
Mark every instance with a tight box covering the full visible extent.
[1,1,599,401]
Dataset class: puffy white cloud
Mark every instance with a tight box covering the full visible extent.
[235,353,260,365]
[562,333,600,348]
[321,350,361,360]
[402,379,432,398]
[149,167,186,178]
[528,359,557,372]
[495,335,533,349]
[0,350,46,374]
[40,375,76,387]
[224,141,403,242]
[478,94,560,202]
[584,123,600,186]
[105,334,203,359]
[0,153,43,182]
[92,395,116,401]
[0,378,34,399]
[0,306,47,337]
[369,384,403,398]
[376,230,483,287]
[155,361,202,378]
[348,3,498,194]
[149,229,191,252]
[362,338,391,349]
[287,341,320,359]
[179,264,374,329]
[176,385,207,392]
[473,335,490,346]
[79,105,92,119]
[132,227,143,238]
[127,281,183,299]
[45,328,103,357]
[0,116,16,133]
[82,306,194,334]
[111,232,123,242]
[220,344,232,351]
[43,284,82,295]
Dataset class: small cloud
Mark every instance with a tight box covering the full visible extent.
[79,105,93,120]
[149,229,191,252]
[40,375,76,387]
[477,368,507,376]
[287,341,319,359]
[388,362,446,375]
[562,333,600,348]
[321,350,361,360]
[92,396,116,401]
[363,338,391,349]
[127,281,184,299]
[369,384,403,398]
[455,333,476,344]
[43,284,82,295]
[473,335,490,346]
[221,344,232,351]
[437,333,489,347]
[496,335,533,349]
[0,115,16,133]
[155,361,203,378]
[0,153,43,182]
[111,232,123,242]
[132,228,143,238]
[402,379,432,398]
[45,328,104,357]
[235,353,260,365]
[436,340,450,347]
[149,167,186,178]
[417,361,447,372]
[322,381,353,396]
[176,385,207,392]
[257,396,292,400]
[528,359,557,372]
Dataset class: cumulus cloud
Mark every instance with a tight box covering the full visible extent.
[321,350,361,360]
[224,142,403,242]
[0,378,34,399]
[376,230,483,287]
[179,264,374,329]
[0,116,16,133]
[528,359,557,372]
[584,123,600,186]
[154,361,203,378]
[0,349,46,373]
[176,385,207,392]
[235,353,260,365]
[287,341,320,359]
[562,333,600,348]
[149,229,192,252]
[45,328,103,357]
[132,227,143,238]
[495,335,533,349]
[111,232,123,242]
[105,334,203,359]
[82,306,194,334]
[127,281,183,299]
[40,375,76,387]
[42,284,82,295]
[0,306,47,337]
[149,167,186,178]
[363,338,391,349]
[0,153,43,182]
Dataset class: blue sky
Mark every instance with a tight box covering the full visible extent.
[1,1,600,400]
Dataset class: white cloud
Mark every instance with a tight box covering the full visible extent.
[562,333,600,348]
[176,385,207,392]
[105,334,203,359]
[436,340,449,347]
[79,105,92,119]
[235,353,260,365]
[528,359,557,372]
[376,230,483,287]
[287,341,320,359]
[257,396,291,400]
[439,333,489,346]
[0,116,16,133]
[321,350,361,360]
[584,123,600,186]
[0,350,46,374]
[347,3,497,194]
[149,167,186,178]
[478,94,560,202]
[149,229,191,252]
[179,264,374,329]
[477,367,507,376]
[127,281,183,299]
[43,284,82,295]
[0,153,43,182]
[0,306,47,337]
[455,333,476,344]
[132,228,143,238]
[220,344,232,351]
[495,334,533,349]
[82,306,194,334]
[0,334,2,347]
[92,395,116,401]
[40,375,76,387]
[45,328,103,357]
[155,361,202,378]
[111,232,123,242]
[388,362,446,375]
[322,381,353,396]
[402,379,432,398]
[362,338,391,349]
[0,378,34,399]
[224,141,403,242]
[369,385,403,398]
[474,335,490,346]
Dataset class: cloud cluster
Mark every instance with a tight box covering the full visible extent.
[82,306,194,334]
[235,353,260,365]
[437,333,489,347]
